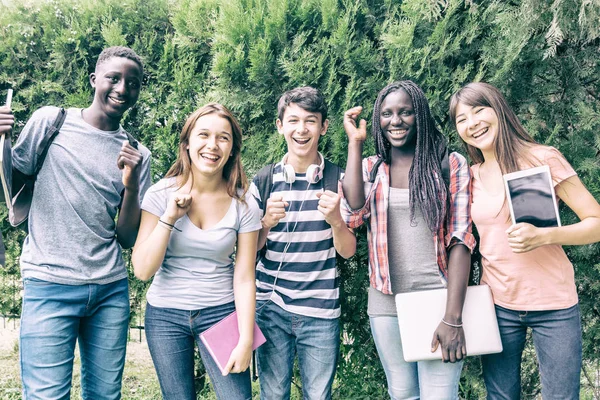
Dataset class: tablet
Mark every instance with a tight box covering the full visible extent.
[503,165,560,228]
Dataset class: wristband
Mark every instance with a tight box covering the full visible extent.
[158,219,182,232]
[441,318,463,328]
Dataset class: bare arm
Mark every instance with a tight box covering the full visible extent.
[317,190,356,259]
[431,244,470,362]
[116,141,144,248]
[506,175,600,252]
[257,195,288,251]
[223,230,259,375]
[131,193,192,281]
[341,106,368,210]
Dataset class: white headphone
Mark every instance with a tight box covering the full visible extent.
[281,152,324,184]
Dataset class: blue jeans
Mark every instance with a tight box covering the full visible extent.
[255,301,340,400]
[370,316,463,400]
[145,301,252,400]
[482,304,582,400]
[20,277,130,400]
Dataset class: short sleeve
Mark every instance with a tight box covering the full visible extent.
[249,180,265,217]
[141,178,174,218]
[238,191,262,233]
[12,106,61,175]
[543,146,577,187]
[133,143,152,201]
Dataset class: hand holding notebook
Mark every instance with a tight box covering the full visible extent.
[200,311,266,375]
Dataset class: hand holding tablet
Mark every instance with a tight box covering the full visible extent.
[503,165,561,228]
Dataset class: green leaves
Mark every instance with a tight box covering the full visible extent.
[1,0,599,397]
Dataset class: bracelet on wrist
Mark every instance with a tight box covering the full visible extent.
[441,318,463,328]
[158,219,182,232]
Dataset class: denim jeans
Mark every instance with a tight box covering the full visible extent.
[255,300,340,400]
[482,304,582,400]
[370,316,463,400]
[145,301,252,400]
[20,277,130,400]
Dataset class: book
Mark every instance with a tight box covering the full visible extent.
[0,89,13,210]
[503,165,561,228]
[199,311,266,375]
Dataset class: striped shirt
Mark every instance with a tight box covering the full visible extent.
[251,162,342,319]
[341,153,476,295]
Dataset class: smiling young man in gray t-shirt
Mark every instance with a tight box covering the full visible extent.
[0,46,151,399]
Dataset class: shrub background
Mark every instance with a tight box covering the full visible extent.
[1,0,599,398]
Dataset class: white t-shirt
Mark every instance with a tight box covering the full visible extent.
[142,177,261,310]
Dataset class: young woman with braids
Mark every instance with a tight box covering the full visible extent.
[450,82,600,399]
[341,80,475,399]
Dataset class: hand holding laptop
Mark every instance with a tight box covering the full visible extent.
[431,319,466,363]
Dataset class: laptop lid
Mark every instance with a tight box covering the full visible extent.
[395,285,503,362]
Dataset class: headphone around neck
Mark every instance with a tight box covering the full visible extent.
[281,152,324,185]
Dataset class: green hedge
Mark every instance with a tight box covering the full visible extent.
[1,0,599,397]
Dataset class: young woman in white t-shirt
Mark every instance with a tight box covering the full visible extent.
[132,103,261,400]
[450,82,600,399]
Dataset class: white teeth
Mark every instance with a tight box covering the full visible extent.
[294,138,310,144]
[472,127,488,139]
[110,97,125,104]
[389,130,407,136]
[201,154,219,161]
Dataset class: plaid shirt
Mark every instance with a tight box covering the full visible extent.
[341,153,476,295]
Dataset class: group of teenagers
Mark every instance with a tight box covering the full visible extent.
[0,45,598,400]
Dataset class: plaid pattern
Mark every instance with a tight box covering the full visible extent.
[341,153,476,295]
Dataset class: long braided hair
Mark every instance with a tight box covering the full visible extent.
[372,80,448,232]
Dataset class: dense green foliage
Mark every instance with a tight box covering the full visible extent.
[1,0,599,397]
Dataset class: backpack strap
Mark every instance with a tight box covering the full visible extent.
[254,163,275,256]
[34,107,66,176]
[368,157,384,183]
[323,159,342,193]
[440,148,450,187]
[255,163,275,209]
[125,130,139,149]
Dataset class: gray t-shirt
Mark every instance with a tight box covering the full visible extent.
[13,106,152,284]
[368,187,443,317]
[142,177,262,310]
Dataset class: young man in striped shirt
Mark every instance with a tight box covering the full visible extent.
[251,87,356,399]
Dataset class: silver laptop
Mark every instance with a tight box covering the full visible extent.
[395,285,503,362]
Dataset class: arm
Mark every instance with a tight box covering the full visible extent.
[257,195,288,250]
[317,190,356,259]
[506,175,600,252]
[431,244,470,362]
[223,230,259,375]
[116,141,144,248]
[431,152,475,362]
[131,193,192,281]
[341,106,367,209]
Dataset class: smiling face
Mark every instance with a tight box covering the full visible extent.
[277,102,328,167]
[187,113,234,178]
[380,89,417,150]
[454,102,499,154]
[90,56,142,124]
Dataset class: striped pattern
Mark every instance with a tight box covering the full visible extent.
[341,153,476,295]
[251,162,342,319]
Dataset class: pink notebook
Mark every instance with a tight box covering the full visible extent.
[200,311,266,374]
